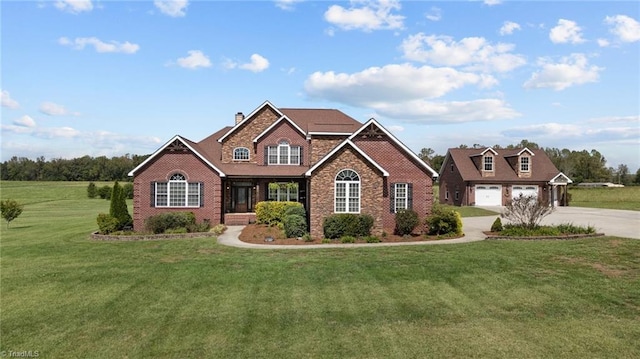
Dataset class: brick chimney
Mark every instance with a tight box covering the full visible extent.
[235,112,244,124]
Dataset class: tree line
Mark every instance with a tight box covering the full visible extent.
[418,140,640,185]
[0,154,149,182]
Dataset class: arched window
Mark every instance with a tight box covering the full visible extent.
[154,173,201,207]
[233,147,250,161]
[335,169,360,213]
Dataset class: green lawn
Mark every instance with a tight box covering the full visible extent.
[569,186,640,211]
[1,182,640,358]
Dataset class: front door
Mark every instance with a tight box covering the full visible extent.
[232,186,251,213]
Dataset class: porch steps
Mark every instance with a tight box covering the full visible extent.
[224,213,257,226]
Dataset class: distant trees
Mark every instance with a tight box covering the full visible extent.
[418,147,445,173]
[0,154,149,182]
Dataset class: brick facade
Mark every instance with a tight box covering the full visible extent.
[438,158,467,206]
[309,146,385,238]
[255,120,308,166]
[310,136,347,164]
[221,106,280,164]
[132,151,222,230]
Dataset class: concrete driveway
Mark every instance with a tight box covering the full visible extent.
[475,206,640,239]
[216,206,639,249]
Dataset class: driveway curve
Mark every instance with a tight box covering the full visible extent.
[216,207,639,249]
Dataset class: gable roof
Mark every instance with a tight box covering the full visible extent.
[218,100,283,143]
[252,115,306,143]
[550,172,573,184]
[349,119,439,178]
[443,147,565,183]
[128,135,226,177]
[305,139,389,177]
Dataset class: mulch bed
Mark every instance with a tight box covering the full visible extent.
[238,224,460,245]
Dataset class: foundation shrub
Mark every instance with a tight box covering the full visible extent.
[144,212,196,234]
[395,209,420,235]
[255,201,303,226]
[322,213,374,239]
[491,217,503,232]
[283,214,307,238]
[426,205,463,236]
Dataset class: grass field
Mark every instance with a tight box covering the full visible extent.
[569,186,640,211]
[1,182,639,358]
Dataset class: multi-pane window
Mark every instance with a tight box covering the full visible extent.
[335,169,360,213]
[267,141,301,165]
[233,147,250,161]
[483,155,493,171]
[155,173,200,207]
[520,156,530,172]
[268,183,298,202]
[394,183,408,212]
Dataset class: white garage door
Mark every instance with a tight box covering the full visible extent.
[475,185,502,206]
[512,185,538,200]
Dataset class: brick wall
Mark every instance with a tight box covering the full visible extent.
[438,157,468,206]
[353,137,434,233]
[256,120,308,166]
[309,146,384,238]
[221,106,280,163]
[132,151,222,231]
[310,136,347,165]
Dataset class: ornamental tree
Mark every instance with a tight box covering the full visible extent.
[1,199,24,228]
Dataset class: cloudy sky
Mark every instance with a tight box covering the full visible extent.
[2,0,639,170]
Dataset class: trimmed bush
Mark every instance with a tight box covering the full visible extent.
[255,201,303,226]
[122,183,134,199]
[491,217,503,232]
[284,205,306,218]
[395,209,420,235]
[426,205,463,236]
[87,182,98,198]
[98,185,112,200]
[96,213,119,234]
[144,212,196,234]
[283,214,307,238]
[364,235,381,243]
[340,235,356,243]
[323,213,374,239]
[110,181,132,230]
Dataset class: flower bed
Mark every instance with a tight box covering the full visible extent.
[90,231,217,241]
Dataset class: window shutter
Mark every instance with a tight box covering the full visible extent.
[299,147,303,165]
[200,182,205,207]
[264,146,269,165]
[390,183,396,213]
[150,182,155,207]
[407,183,413,210]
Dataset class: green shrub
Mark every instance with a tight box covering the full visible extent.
[322,213,374,239]
[283,214,307,238]
[491,217,503,232]
[255,201,303,226]
[426,205,463,236]
[110,181,132,230]
[364,235,381,243]
[96,213,119,234]
[98,185,112,200]
[1,199,24,228]
[284,205,306,218]
[187,219,211,233]
[122,182,134,199]
[165,227,188,234]
[87,182,98,198]
[210,224,227,236]
[340,235,356,243]
[395,209,420,235]
[144,212,196,234]
[302,233,313,242]
[500,223,596,237]
[321,238,332,244]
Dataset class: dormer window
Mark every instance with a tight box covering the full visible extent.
[233,147,250,161]
[520,156,530,172]
[483,155,494,171]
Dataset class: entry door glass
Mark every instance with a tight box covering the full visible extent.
[233,186,251,213]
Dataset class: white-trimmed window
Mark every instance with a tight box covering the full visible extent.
[267,141,301,165]
[483,155,494,171]
[154,173,201,207]
[233,147,250,161]
[520,156,530,172]
[391,183,413,213]
[268,183,298,202]
[335,169,360,213]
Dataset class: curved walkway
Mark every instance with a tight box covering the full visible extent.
[217,207,639,249]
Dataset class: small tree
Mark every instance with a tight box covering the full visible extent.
[1,199,24,228]
[109,181,132,230]
[501,194,553,229]
[87,182,98,198]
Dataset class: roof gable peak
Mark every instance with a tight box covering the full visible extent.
[218,100,284,143]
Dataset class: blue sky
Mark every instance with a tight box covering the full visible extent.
[2,0,639,171]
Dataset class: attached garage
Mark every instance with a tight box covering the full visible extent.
[512,185,538,200]
[475,185,502,206]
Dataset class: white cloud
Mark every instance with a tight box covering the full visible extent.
[176,50,212,69]
[587,115,640,124]
[275,0,303,11]
[605,15,640,43]
[238,54,270,73]
[324,0,404,32]
[374,99,520,123]
[1,90,20,109]
[524,53,603,91]
[400,33,526,73]
[425,7,441,22]
[597,38,610,47]
[1,122,80,139]
[54,0,93,14]
[502,122,640,144]
[39,102,78,116]
[14,115,36,128]
[154,0,189,17]
[58,37,140,54]
[387,125,404,133]
[499,21,521,35]
[305,63,496,105]
[549,19,585,44]
[484,0,502,5]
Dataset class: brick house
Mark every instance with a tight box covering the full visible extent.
[438,147,572,207]
[128,101,438,238]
